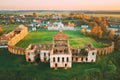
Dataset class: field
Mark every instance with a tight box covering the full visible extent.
[0,11,70,16]
[16,30,104,48]
[87,14,120,18]
[1,11,120,18]
[0,48,119,80]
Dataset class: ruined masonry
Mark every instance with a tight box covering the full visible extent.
[0,25,114,69]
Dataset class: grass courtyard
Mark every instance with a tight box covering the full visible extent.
[16,30,104,48]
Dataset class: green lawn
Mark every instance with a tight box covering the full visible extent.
[16,30,104,48]
[0,48,119,80]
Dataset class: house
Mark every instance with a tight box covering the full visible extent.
[81,25,89,29]
[48,22,74,30]
[108,24,120,35]
[86,29,91,33]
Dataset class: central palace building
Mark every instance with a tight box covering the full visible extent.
[25,30,97,69]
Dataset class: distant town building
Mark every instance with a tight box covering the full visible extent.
[109,24,120,35]
[81,25,89,29]
[48,22,74,30]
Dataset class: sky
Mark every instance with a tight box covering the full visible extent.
[0,0,120,10]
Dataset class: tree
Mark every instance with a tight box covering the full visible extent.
[10,18,15,24]
[91,22,103,38]
[109,29,115,39]
[101,19,108,34]
[81,28,86,35]
[0,25,3,36]
[33,12,39,17]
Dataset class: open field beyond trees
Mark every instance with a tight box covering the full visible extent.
[0,11,120,17]
[87,14,120,18]
[16,30,104,48]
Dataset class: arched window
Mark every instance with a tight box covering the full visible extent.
[76,57,78,61]
[28,58,31,62]
[28,52,30,55]
[53,57,55,62]
[86,58,88,61]
[58,57,60,62]
[81,57,83,61]
[55,49,58,52]
[62,57,64,62]
[60,50,62,53]
[92,52,94,55]
[55,63,57,67]
[91,59,94,62]
[44,57,46,61]
[72,57,73,61]
[67,57,69,62]
[44,53,46,56]
[65,63,67,67]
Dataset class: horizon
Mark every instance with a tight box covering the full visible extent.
[0,0,120,10]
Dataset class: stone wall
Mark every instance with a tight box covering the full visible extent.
[96,42,114,55]
[8,45,26,55]
[7,25,28,55]
[8,25,28,46]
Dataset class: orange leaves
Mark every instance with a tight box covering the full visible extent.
[33,12,39,17]
[81,28,86,35]
[109,29,115,39]
[10,18,15,23]
[91,22,103,38]
[0,25,3,36]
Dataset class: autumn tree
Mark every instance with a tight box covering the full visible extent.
[109,29,115,39]
[101,19,108,33]
[91,22,103,38]
[10,18,15,24]
[81,28,86,35]
[0,25,3,36]
[33,12,39,17]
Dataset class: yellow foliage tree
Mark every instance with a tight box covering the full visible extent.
[68,22,75,27]
[33,12,39,17]
[0,25,3,36]
[81,28,86,35]
[109,29,115,39]
[91,22,103,38]
[10,18,15,24]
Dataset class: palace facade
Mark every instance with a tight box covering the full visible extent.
[25,30,97,69]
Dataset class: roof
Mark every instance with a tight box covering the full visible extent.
[54,30,68,40]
